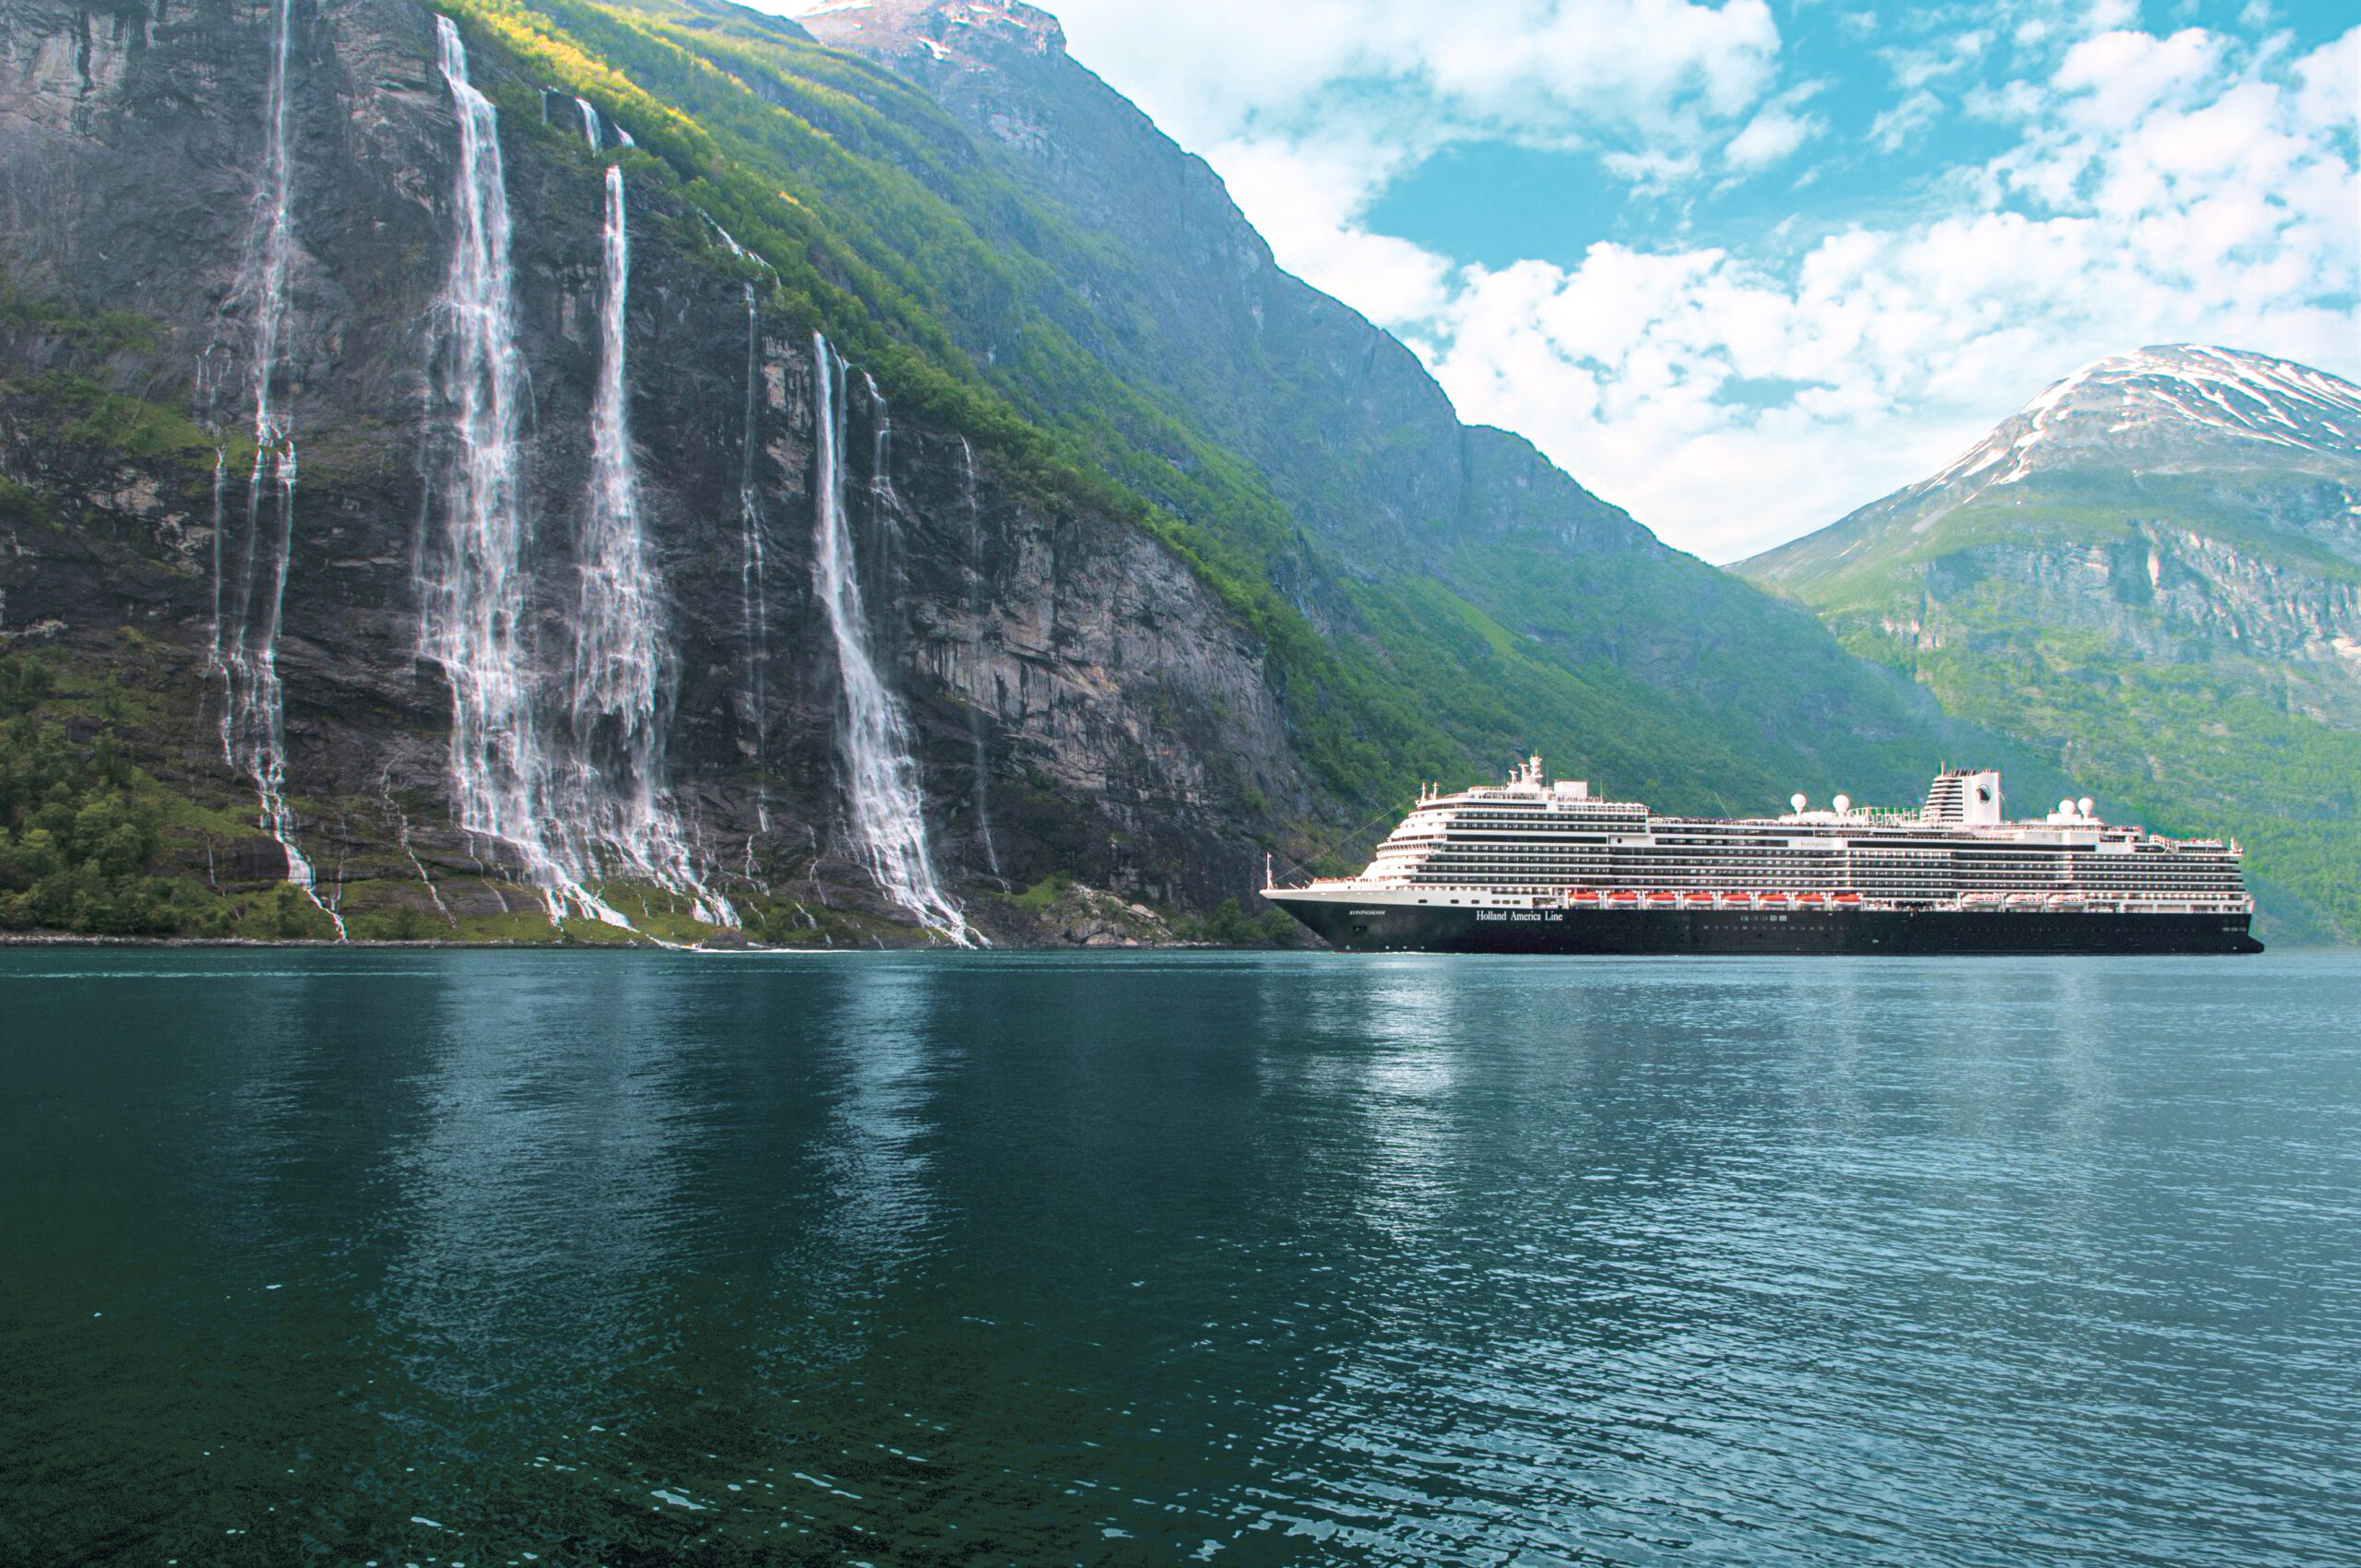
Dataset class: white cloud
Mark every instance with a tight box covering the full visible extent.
[1208,136,1455,323]
[1868,89,1940,151]
[1723,105,1817,169]
[1048,0,1786,156]
[1414,26,2361,560]
[1094,14,2361,560]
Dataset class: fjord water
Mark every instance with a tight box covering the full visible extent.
[4,953,2355,1565]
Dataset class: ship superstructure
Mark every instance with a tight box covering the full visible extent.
[1264,760,2260,955]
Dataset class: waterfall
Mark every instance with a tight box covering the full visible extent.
[209,0,342,936]
[423,25,731,932]
[959,437,1000,882]
[811,334,974,944]
[566,162,731,926]
[574,96,599,150]
[738,285,770,836]
[422,16,607,924]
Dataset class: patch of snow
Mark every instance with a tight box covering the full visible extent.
[1909,345,2361,507]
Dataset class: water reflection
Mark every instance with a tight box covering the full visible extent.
[800,961,948,1301]
[4,951,2355,1567]
[1339,965,1472,1244]
[184,965,358,1261]
[379,957,700,1408]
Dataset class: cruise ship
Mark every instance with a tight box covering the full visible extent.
[1263,760,2260,955]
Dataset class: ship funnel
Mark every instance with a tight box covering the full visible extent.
[1923,767,2003,826]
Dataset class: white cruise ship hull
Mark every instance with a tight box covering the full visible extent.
[1265,892,2262,956]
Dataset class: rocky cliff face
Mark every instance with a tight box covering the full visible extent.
[0,0,1305,942]
[1869,518,2361,725]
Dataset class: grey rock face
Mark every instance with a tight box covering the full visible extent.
[0,0,1303,935]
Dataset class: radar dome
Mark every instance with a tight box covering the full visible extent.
[1833,793,1852,814]
[1791,793,1808,813]
[2078,797,2095,816]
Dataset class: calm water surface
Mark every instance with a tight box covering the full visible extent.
[3,949,2357,1565]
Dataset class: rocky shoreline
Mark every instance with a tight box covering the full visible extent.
[0,878,1308,949]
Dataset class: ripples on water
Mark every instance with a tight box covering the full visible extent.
[2,950,2355,1564]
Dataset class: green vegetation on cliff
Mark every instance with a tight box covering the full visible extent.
[0,657,176,934]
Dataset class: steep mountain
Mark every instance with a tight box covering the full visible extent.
[1743,346,2361,942]
[0,0,2024,944]
[685,0,2053,798]
[783,0,1618,565]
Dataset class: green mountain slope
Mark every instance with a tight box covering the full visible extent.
[1742,345,2361,942]
[512,0,2025,819]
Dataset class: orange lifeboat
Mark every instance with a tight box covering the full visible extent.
[1758,891,1789,908]
[1722,890,1752,906]
[1795,891,1826,907]
[1832,891,1863,908]
[1567,889,1601,906]
[1683,891,1716,906]
[1645,889,1679,906]
[1608,889,1640,907]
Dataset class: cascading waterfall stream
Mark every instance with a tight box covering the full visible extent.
[424,29,731,932]
[812,334,975,945]
[209,0,342,937]
[959,436,1001,882]
[568,160,731,926]
[422,16,611,925]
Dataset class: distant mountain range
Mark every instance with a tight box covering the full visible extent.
[1743,346,2361,943]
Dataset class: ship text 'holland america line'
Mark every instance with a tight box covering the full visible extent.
[1264,761,2260,955]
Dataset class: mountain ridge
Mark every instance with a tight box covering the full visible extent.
[1873,344,2361,531]
[1744,343,2361,942]
[792,0,1656,568]
[777,0,2031,805]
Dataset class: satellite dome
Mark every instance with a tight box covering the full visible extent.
[1791,793,1808,813]
[1833,793,1852,814]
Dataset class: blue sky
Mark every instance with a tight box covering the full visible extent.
[794,1,2361,560]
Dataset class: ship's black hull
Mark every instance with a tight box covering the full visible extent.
[1270,898,2263,956]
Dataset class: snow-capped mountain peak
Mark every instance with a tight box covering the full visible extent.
[1926,345,2361,495]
